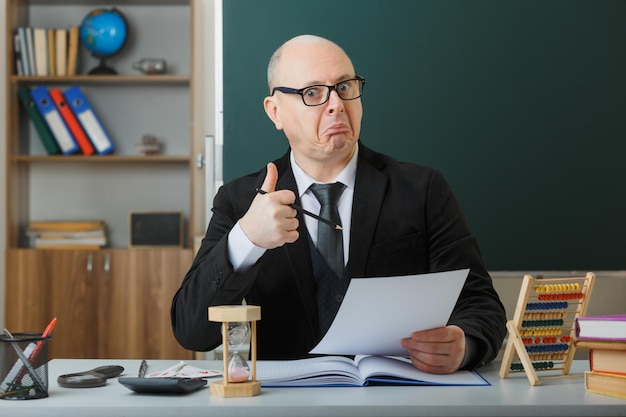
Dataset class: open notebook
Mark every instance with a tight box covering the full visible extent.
[256,355,489,387]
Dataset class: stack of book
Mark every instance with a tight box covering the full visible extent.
[27,220,107,249]
[574,314,626,399]
[14,26,79,76]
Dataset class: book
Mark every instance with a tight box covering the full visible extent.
[16,27,31,76]
[33,27,48,76]
[18,87,61,155]
[30,85,79,155]
[575,338,626,351]
[47,28,56,76]
[35,230,106,239]
[585,371,626,399]
[55,28,67,76]
[575,314,626,341]
[14,32,24,76]
[50,88,95,155]
[63,86,115,155]
[590,348,626,375]
[66,26,79,76]
[33,243,102,250]
[25,27,36,76]
[28,220,105,233]
[255,355,489,387]
[34,236,106,248]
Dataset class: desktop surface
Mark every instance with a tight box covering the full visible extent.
[0,359,624,417]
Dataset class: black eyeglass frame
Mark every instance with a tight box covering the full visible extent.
[271,75,366,106]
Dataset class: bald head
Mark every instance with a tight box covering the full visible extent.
[267,35,354,92]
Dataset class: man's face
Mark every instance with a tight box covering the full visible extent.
[265,39,362,166]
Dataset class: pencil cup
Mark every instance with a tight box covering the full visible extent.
[0,333,50,400]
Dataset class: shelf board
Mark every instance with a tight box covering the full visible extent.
[26,0,189,6]
[11,75,190,85]
[10,155,191,163]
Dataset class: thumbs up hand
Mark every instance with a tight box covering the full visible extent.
[239,163,299,249]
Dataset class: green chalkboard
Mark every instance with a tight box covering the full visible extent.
[223,0,626,271]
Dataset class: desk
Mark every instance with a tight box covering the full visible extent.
[0,359,624,417]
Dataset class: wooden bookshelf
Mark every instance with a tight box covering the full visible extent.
[3,0,208,360]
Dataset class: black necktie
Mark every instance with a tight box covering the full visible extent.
[310,182,346,278]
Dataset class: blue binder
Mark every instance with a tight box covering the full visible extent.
[30,85,79,155]
[63,86,114,155]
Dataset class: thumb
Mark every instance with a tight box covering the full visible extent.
[260,162,278,193]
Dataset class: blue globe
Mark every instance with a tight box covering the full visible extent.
[80,8,128,58]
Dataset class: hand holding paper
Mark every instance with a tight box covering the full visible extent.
[310,269,469,357]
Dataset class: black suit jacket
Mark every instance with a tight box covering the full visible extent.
[171,143,506,369]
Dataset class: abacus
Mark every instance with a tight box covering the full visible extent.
[499,272,596,385]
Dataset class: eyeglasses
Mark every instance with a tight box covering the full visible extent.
[271,76,365,106]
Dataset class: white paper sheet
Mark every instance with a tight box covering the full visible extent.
[310,269,469,356]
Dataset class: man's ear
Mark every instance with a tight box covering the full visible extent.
[263,96,283,131]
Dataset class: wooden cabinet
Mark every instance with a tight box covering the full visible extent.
[6,248,194,359]
[4,0,208,359]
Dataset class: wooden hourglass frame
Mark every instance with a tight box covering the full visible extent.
[499,272,595,386]
[208,305,262,397]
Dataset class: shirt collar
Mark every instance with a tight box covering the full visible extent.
[290,144,358,199]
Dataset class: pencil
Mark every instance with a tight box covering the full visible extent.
[255,188,343,230]
[138,359,147,378]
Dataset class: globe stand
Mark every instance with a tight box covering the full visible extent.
[88,56,117,75]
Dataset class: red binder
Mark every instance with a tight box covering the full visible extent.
[49,88,95,155]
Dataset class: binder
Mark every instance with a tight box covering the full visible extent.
[17,87,60,155]
[63,86,114,154]
[50,88,95,155]
[30,85,79,155]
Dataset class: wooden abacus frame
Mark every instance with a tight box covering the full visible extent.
[499,272,595,385]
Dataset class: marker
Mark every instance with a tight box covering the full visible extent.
[41,317,57,339]
[255,188,343,230]
[15,317,57,383]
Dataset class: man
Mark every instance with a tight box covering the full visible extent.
[171,34,506,374]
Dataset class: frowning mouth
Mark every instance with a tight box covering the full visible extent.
[324,123,351,136]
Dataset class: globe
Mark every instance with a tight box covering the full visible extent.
[80,8,129,75]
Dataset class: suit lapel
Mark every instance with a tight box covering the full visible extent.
[347,145,388,278]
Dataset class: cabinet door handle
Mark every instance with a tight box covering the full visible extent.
[86,254,94,272]
[103,254,111,272]
[196,152,205,170]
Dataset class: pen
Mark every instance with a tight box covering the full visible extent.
[139,359,147,378]
[255,188,343,230]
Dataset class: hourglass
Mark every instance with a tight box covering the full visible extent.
[208,305,261,397]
